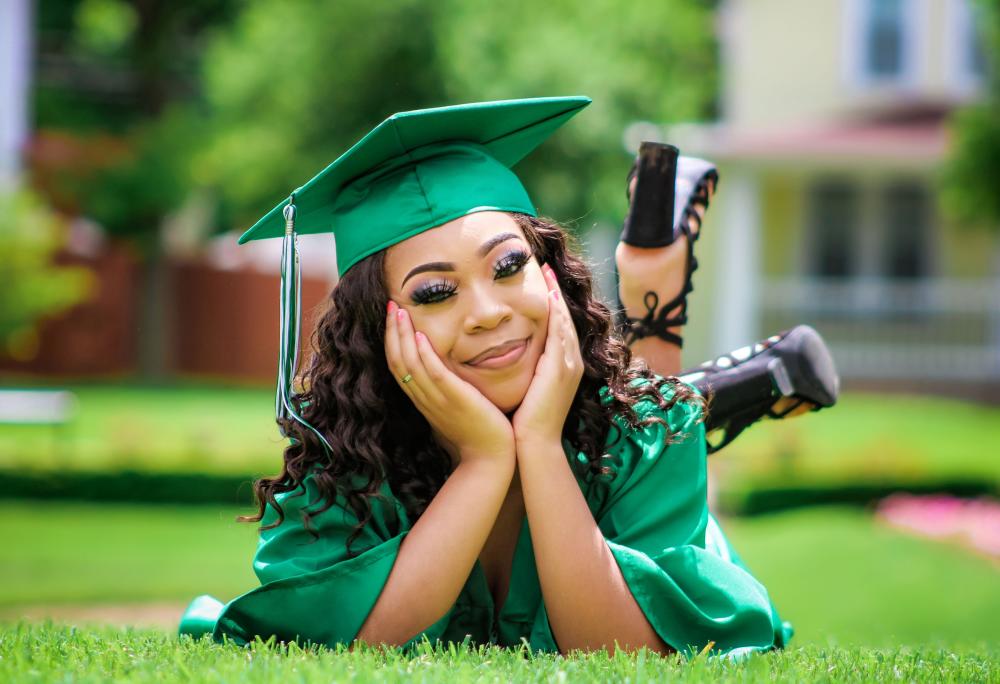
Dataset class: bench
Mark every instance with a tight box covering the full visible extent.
[0,389,77,456]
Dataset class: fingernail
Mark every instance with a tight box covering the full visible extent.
[415,331,425,342]
[386,300,395,314]
[397,308,405,321]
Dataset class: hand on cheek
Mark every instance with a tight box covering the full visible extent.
[511,263,584,448]
[384,301,515,466]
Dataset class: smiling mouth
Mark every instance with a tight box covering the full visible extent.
[464,337,530,368]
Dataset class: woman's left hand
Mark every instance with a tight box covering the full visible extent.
[511,263,584,449]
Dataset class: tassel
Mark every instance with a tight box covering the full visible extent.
[276,196,333,456]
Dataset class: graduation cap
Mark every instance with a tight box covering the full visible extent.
[242,96,591,449]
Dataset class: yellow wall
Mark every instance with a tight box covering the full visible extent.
[723,0,984,128]
[724,0,845,127]
[759,173,804,277]
[751,169,997,279]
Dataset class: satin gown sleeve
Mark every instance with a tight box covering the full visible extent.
[584,381,789,656]
[178,471,455,649]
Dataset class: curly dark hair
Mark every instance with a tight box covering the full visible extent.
[237,213,705,555]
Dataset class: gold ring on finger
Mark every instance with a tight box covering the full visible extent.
[401,373,413,384]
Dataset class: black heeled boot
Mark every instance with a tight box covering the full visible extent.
[615,142,718,348]
[678,325,840,454]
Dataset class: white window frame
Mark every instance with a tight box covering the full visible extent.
[843,0,927,92]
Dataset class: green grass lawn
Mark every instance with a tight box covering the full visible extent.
[0,502,258,606]
[723,508,1000,649]
[709,393,1000,488]
[2,621,997,684]
[3,385,998,493]
[0,383,281,475]
[3,502,998,650]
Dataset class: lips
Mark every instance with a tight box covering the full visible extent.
[465,338,529,366]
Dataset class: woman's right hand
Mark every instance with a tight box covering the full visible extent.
[385,301,515,467]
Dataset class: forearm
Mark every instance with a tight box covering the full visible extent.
[355,457,514,647]
[517,439,672,656]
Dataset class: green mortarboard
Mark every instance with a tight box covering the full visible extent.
[241,95,591,274]
[245,96,591,449]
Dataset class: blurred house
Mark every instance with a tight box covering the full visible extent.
[672,0,999,398]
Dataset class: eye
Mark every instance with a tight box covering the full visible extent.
[494,249,531,279]
[410,279,457,305]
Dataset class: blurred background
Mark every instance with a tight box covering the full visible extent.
[1,0,998,649]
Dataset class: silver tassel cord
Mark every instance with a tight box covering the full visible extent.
[276,197,333,456]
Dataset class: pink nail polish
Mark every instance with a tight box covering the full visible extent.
[397,308,405,321]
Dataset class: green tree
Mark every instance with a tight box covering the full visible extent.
[194,0,449,232]
[941,0,1000,230]
[0,190,94,362]
[35,0,239,378]
[195,0,717,239]
[436,0,718,227]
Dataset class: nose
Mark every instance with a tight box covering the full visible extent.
[462,281,513,333]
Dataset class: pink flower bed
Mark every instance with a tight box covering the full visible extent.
[876,494,1000,559]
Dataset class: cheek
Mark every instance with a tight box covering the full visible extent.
[521,271,552,323]
[405,310,460,364]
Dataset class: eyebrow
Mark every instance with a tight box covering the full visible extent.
[400,232,521,287]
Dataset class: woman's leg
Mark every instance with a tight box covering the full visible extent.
[615,175,711,377]
[616,177,814,417]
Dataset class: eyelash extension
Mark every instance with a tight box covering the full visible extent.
[493,249,531,278]
[410,248,532,305]
[411,280,457,305]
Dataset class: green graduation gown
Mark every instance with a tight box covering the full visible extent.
[178,382,792,656]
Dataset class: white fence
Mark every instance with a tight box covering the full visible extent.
[758,278,1000,381]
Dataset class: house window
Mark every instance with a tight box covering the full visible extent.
[864,0,906,78]
[881,181,929,279]
[806,178,932,280]
[845,0,921,88]
[807,180,859,278]
[964,3,987,80]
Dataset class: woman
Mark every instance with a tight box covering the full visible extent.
[178,96,792,657]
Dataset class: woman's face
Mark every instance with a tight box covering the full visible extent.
[384,211,550,413]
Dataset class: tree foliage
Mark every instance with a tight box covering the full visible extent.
[34,0,239,248]
[436,0,717,226]
[194,0,450,232]
[0,190,94,361]
[193,0,718,235]
[36,0,718,241]
[941,0,1000,230]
